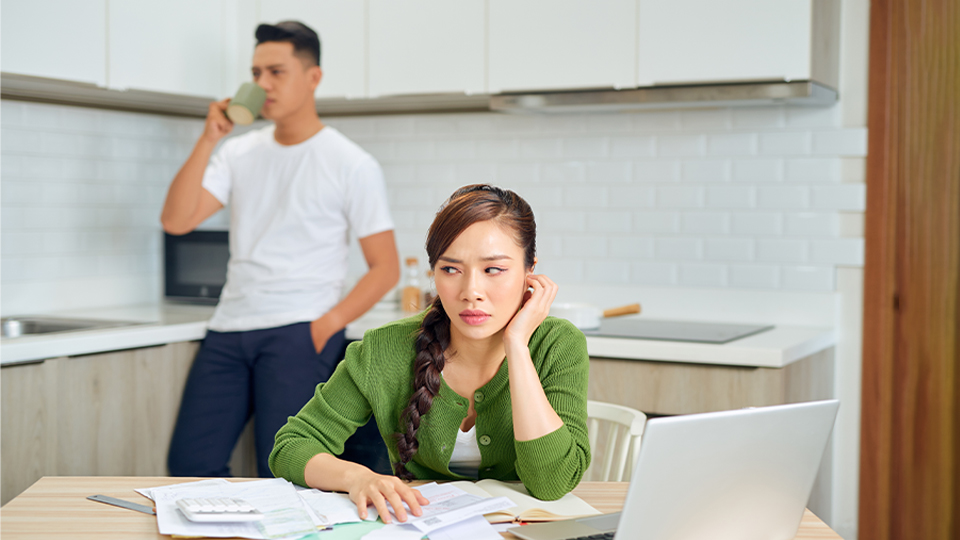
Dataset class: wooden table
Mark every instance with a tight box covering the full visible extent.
[0,477,843,539]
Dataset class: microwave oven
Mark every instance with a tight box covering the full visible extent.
[164,230,229,304]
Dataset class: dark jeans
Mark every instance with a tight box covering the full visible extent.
[167,322,390,478]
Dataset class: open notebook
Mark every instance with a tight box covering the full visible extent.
[448,479,601,524]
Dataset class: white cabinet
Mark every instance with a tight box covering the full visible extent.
[259,0,367,99]
[109,0,225,98]
[488,0,637,93]
[637,0,818,87]
[1,0,107,87]
[368,0,485,97]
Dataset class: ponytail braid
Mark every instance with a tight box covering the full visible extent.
[393,296,451,480]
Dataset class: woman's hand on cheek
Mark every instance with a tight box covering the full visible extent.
[503,274,558,348]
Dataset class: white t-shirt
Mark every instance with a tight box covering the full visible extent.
[201,125,394,332]
[448,424,482,479]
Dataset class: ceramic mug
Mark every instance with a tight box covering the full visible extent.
[226,82,266,125]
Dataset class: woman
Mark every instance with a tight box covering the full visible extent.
[269,184,590,523]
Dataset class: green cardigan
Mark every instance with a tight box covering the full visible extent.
[269,314,591,501]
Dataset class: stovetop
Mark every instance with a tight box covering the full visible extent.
[582,318,774,344]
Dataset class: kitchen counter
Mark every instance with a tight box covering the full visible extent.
[1,302,834,369]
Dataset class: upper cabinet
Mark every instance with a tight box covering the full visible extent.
[368,0,485,97]
[109,0,225,98]
[488,0,637,93]
[1,0,107,87]
[258,0,367,99]
[637,0,838,89]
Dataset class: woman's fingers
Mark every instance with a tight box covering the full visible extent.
[401,486,425,517]
[354,493,369,520]
[368,491,393,524]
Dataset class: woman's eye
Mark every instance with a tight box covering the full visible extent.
[486,267,505,275]
[440,266,458,274]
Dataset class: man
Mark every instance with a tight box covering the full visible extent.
[162,21,399,478]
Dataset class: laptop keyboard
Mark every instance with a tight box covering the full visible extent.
[571,534,616,540]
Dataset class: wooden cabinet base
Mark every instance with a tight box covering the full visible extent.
[0,342,257,506]
[587,348,835,522]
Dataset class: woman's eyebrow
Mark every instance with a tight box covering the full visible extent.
[437,254,512,263]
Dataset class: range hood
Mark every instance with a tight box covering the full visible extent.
[2,73,836,118]
[490,81,837,114]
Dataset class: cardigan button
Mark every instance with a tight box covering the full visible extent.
[479,435,491,446]
[474,391,484,403]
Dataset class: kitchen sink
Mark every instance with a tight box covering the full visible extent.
[0,316,142,339]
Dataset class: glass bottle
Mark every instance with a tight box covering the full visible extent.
[401,257,422,313]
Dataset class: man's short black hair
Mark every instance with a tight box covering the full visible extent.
[255,21,321,67]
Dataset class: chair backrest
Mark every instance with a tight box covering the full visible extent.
[584,400,647,482]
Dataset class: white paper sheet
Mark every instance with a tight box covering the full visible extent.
[297,489,380,526]
[145,478,319,540]
[427,515,502,540]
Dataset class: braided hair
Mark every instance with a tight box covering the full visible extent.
[393,184,536,480]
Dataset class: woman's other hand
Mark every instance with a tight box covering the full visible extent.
[347,470,429,524]
[503,274,558,348]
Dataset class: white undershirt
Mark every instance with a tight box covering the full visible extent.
[448,424,482,479]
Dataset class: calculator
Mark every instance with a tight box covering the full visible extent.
[175,497,264,522]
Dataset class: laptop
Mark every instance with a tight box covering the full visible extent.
[508,399,839,540]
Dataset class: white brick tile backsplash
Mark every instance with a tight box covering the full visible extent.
[587,161,632,183]
[497,163,540,183]
[585,260,631,284]
[609,236,655,258]
[3,102,868,311]
[682,212,729,234]
[707,133,757,156]
[781,266,835,291]
[679,264,727,287]
[634,212,681,233]
[608,186,656,208]
[564,186,608,208]
[610,136,656,157]
[394,140,434,160]
[732,159,783,182]
[810,238,865,266]
[813,129,868,156]
[785,106,841,128]
[585,115,634,133]
[632,111,681,132]
[456,163,497,185]
[657,134,706,157]
[633,160,681,182]
[563,137,609,158]
[436,140,475,159]
[563,235,608,257]
[732,107,785,129]
[416,163,457,183]
[521,138,563,159]
[657,186,704,208]
[785,158,841,182]
[810,185,867,211]
[704,238,754,261]
[656,238,702,260]
[586,211,631,233]
[729,265,780,289]
[541,162,585,183]
[476,139,520,159]
[759,132,812,155]
[681,109,732,131]
[731,212,783,235]
[757,186,810,209]
[784,213,839,236]
[705,186,755,208]
[631,261,678,285]
[375,116,416,137]
[757,239,809,262]
[682,160,730,182]
[539,210,586,232]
